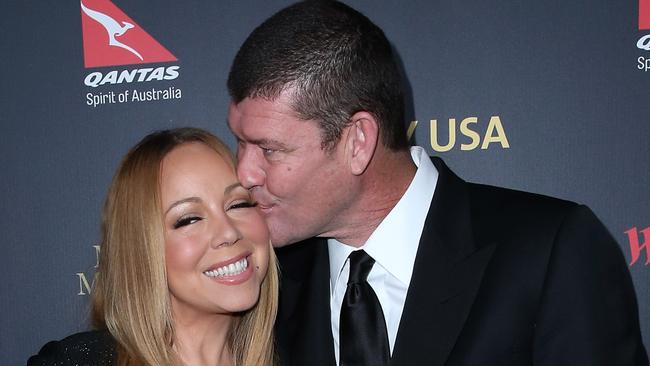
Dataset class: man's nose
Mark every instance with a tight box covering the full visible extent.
[236,146,265,189]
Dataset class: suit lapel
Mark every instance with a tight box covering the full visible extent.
[390,157,496,366]
[276,239,337,366]
[278,158,495,366]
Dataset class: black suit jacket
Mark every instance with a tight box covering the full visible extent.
[275,157,648,366]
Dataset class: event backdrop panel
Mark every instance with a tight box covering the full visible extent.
[1,1,647,365]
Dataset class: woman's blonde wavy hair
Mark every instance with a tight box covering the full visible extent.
[91,127,278,366]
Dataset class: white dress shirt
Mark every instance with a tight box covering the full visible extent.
[328,146,439,365]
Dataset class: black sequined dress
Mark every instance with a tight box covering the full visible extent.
[27,330,115,366]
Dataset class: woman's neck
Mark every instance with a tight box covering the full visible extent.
[172,306,235,366]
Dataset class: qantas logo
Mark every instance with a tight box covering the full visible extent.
[80,0,177,68]
[637,0,650,69]
[640,0,650,30]
[638,0,650,52]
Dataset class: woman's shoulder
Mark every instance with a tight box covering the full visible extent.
[27,329,115,366]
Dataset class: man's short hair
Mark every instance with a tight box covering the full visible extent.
[227,1,408,151]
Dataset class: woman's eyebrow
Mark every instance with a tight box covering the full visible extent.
[164,183,244,215]
[165,197,201,215]
[224,182,245,195]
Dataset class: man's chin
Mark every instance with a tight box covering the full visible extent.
[269,229,303,248]
[270,240,291,248]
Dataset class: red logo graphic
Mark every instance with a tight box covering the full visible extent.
[624,227,650,266]
[80,0,177,68]
[640,0,650,30]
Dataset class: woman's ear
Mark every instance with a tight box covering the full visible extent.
[343,111,379,175]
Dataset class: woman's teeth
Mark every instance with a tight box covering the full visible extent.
[204,257,248,278]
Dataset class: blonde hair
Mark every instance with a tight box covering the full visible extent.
[91,127,278,366]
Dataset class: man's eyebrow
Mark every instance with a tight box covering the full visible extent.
[165,197,201,215]
[245,138,288,149]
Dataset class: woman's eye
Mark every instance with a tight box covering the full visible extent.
[173,216,202,229]
[229,200,258,210]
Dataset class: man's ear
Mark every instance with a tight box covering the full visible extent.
[343,111,379,175]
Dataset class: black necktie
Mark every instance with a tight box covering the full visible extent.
[340,250,390,366]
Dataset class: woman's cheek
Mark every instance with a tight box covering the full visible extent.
[165,233,204,270]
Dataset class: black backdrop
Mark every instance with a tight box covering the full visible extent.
[1,1,648,364]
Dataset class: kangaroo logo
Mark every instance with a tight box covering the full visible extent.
[81,1,143,60]
[80,0,177,68]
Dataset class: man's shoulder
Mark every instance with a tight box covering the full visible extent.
[27,329,115,365]
[431,156,579,223]
[467,182,577,216]
[460,182,602,248]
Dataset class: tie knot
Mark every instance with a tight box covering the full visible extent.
[347,250,375,284]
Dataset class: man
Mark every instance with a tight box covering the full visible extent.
[226,1,648,365]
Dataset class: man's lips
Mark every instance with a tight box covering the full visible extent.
[250,191,275,213]
[255,202,274,213]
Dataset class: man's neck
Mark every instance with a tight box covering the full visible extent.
[329,148,416,247]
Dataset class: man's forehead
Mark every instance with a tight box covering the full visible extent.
[237,87,302,114]
[228,107,289,140]
[228,98,320,139]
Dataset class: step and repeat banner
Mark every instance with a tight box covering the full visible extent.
[1,1,648,364]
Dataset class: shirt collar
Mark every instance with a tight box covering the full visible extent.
[328,146,438,291]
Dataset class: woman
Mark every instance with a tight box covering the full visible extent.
[28,128,278,366]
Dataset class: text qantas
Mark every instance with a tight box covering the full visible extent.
[84,66,180,88]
